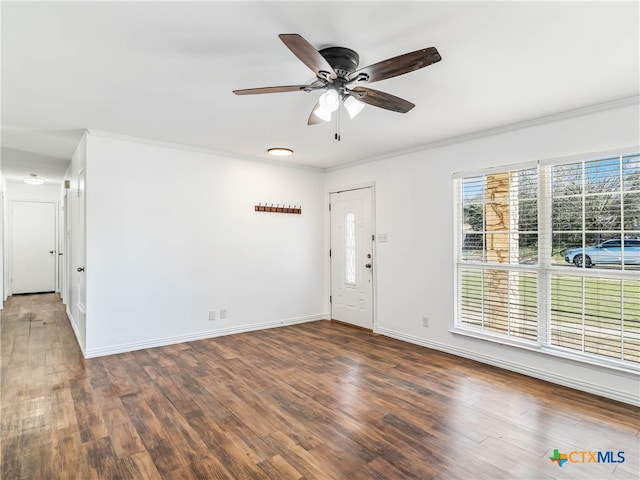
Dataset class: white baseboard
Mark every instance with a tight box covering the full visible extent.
[84,313,328,358]
[375,327,639,407]
[65,305,86,357]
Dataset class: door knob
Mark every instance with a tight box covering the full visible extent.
[365,263,372,269]
[77,267,85,272]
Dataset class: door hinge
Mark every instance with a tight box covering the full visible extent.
[329,295,332,303]
[372,234,375,241]
[329,249,332,257]
[329,203,331,211]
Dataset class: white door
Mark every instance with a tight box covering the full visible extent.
[77,169,87,316]
[61,190,69,304]
[330,188,374,329]
[11,201,57,294]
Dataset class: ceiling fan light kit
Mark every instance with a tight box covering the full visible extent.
[318,89,340,112]
[233,33,441,140]
[312,104,332,122]
[343,95,366,119]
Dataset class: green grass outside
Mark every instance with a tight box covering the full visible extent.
[463,246,578,265]
[460,269,640,362]
[551,276,640,325]
[460,269,640,324]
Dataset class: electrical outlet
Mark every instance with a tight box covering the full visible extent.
[209,310,216,321]
[422,316,429,327]
[220,308,227,319]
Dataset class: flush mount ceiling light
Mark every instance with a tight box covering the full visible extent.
[267,147,294,157]
[23,174,45,185]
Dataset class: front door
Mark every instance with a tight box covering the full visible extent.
[11,201,57,294]
[330,188,374,329]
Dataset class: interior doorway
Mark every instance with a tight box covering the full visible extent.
[11,201,57,294]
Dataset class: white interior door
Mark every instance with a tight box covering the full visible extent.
[11,201,57,294]
[77,169,87,315]
[61,190,69,304]
[330,188,373,329]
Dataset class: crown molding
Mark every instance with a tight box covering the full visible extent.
[86,129,324,173]
[326,95,640,173]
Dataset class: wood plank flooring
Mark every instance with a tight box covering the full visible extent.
[1,293,639,479]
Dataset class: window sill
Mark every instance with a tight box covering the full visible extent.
[450,327,541,350]
[450,327,640,375]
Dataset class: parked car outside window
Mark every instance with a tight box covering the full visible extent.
[564,239,640,267]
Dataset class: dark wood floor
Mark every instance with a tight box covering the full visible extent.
[1,294,638,479]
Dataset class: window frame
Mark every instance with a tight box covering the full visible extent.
[452,147,640,375]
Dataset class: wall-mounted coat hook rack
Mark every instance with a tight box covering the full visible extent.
[255,203,302,214]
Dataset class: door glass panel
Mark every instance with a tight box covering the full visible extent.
[345,213,356,284]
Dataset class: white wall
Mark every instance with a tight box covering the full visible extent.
[324,102,640,405]
[81,132,326,357]
[5,182,61,202]
[0,175,5,303]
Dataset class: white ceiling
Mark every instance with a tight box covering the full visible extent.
[2,1,639,183]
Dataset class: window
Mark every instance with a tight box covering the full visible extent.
[459,167,539,342]
[552,154,640,270]
[345,213,356,284]
[455,151,640,369]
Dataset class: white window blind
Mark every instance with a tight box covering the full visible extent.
[457,167,539,342]
[459,267,538,341]
[455,151,640,368]
[547,153,640,363]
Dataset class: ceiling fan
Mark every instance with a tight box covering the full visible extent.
[233,34,441,132]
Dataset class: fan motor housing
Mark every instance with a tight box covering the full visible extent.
[319,47,359,78]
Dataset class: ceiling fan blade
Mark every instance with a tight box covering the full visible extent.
[349,87,415,113]
[233,85,311,95]
[279,34,337,81]
[307,101,324,125]
[348,47,441,84]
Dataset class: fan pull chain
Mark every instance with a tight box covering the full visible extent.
[335,105,341,141]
